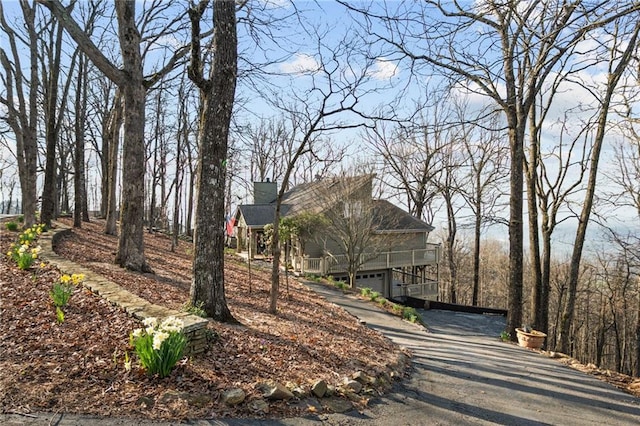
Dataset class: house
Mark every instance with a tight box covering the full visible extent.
[234,175,440,301]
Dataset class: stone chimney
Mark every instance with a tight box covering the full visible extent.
[253,179,277,204]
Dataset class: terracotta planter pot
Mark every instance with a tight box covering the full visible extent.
[515,328,547,349]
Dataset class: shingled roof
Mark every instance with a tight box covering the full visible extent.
[235,174,434,234]
[279,174,373,216]
[236,204,291,228]
[371,200,434,233]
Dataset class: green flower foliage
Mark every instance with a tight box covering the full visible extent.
[130,316,187,378]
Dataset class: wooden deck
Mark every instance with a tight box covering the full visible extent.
[298,244,441,276]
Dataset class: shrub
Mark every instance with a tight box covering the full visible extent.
[182,300,207,318]
[7,243,41,270]
[402,307,421,324]
[6,224,45,270]
[5,221,18,231]
[335,281,348,290]
[49,274,85,322]
[50,281,75,308]
[370,291,380,301]
[18,223,44,245]
[360,287,372,297]
[304,274,319,281]
[130,316,187,378]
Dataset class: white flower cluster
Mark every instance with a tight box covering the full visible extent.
[133,316,184,351]
[16,244,41,255]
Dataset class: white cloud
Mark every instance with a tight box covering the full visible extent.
[280,53,320,75]
[450,79,504,105]
[370,58,398,80]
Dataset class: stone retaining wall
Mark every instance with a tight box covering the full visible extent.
[39,223,209,356]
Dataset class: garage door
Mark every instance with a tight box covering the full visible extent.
[355,272,385,294]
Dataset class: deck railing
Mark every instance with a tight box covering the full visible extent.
[299,244,440,276]
[391,280,439,300]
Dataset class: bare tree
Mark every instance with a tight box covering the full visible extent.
[262,26,380,314]
[171,77,190,251]
[0,1,40,227]
[526,105,591,337]
[365,118,443,225]
[73,51,89,227]
[83,57,117,221]
[242,117,289,183]
[558,20,640,353]
[602,98,640,375]
[146,82,173,232]
[317,174,382,289]
[456,107,509,306]
[188,0,237,322]
[433,128,465,304]
[39,0,190,271]
[39,4,79,227]
[104,89,122,235]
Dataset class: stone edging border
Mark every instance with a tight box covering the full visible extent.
[39,222,209,355]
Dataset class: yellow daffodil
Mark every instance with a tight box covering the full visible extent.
[71,273,85,285]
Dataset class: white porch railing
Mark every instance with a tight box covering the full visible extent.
[299,244,440,276]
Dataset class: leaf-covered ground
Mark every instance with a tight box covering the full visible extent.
[0,219,408,421]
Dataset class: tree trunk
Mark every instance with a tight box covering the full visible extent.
[446,237,457,304]
[189,0,237,322]
[540,225,553,337]
[635,286,640,376]
[43,16,77,227]
[595,298,606,367]
[74,54,87,228]
[104,91,122,235]
[41,15,71,228]
[185,138,195,237]
[113,1,151,272]
[526,126,544,331]
[40,43,62,227]
[557,27,639,351]
[0,1,39,227]
[471,203,481,306]
[149,133,158,232]
[506,116,525,340]
[100,103,110,218]
[269,204,282,312]
[171,87,186,252]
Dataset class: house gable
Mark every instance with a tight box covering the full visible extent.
[279,174,374,217]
